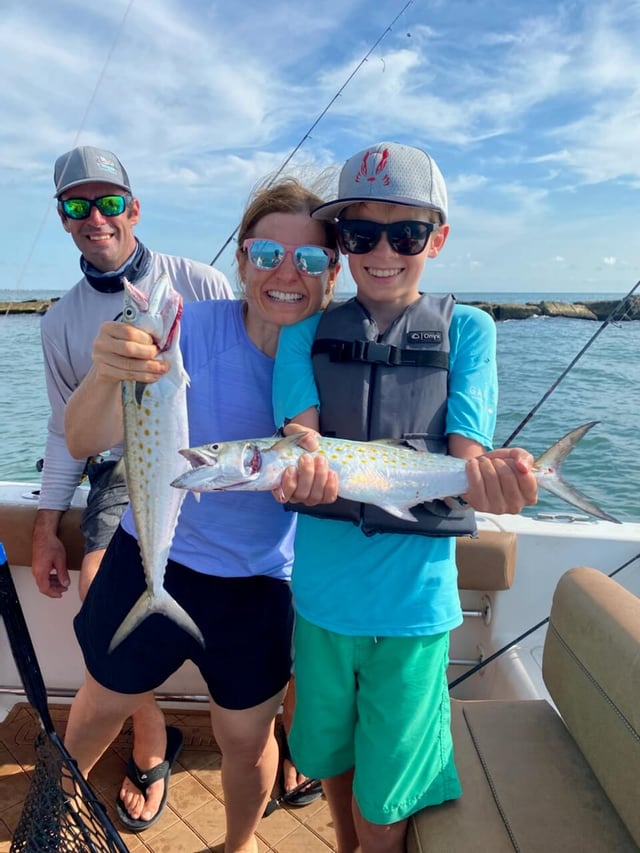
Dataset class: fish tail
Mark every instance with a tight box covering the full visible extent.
[108,588,205,653]
[534,422,620,523]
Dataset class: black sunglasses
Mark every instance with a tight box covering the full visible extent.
[58,194,132,220]
[337,219,436,256]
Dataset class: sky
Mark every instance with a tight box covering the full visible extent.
[2,0,640,296]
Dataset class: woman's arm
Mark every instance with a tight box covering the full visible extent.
[64,321,167,459]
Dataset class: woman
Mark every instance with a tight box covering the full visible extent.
[62,177,339,853]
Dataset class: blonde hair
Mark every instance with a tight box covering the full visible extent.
[237,176,338,252]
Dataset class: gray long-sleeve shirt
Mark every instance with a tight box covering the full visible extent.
[38,251,233,511]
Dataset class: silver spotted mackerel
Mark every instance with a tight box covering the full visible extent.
[110,272,204,652]
[172,423,619,524]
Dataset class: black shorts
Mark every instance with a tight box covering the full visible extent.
[74,526,293,710]
[80,459,129,554]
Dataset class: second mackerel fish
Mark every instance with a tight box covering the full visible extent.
[109,272,204,653]
[171,422,619,524]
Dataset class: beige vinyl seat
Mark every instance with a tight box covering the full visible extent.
[1,502,85,571]
[408,566,640,852]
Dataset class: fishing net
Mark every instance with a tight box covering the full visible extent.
[10,731,128,852]
[0,544,129,852]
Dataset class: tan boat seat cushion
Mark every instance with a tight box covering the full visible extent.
[0,503,85,572]
[0,499,517,592]
[408,567,640,852]
[456,529,517,590]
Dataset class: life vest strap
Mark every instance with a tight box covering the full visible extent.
[312,338,450,369]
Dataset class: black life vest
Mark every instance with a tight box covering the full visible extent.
[294,294,477,537]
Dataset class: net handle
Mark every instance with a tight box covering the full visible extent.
[0,543,54,732]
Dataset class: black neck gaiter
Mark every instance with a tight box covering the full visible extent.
[80,240,152,293]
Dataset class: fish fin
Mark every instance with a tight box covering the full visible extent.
[108,588,205,653]
[534,422,620,523]
[368,438,410,448]
[134,381,148,406]
[271,432,311,451]
[378,503,419,521]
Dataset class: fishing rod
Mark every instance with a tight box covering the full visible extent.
[210,0,416,265]
[8,0,137,312]
[501,278,640,447]
[447,549,640,691]
[465,282,640,690]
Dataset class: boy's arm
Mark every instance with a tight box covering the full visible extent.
[272,318,339,505]
[448,433,538,515]
[273,413,340,506]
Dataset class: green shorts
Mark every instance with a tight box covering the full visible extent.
[289,615,461,824]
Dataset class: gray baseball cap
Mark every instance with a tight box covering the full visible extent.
[312,141,448,223]
[53,145,131,197]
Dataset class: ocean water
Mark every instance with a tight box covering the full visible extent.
[1,289,638,522]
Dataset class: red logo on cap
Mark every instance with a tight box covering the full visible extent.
[354,149,391,185]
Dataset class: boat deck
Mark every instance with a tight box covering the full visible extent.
[0,702,337,852]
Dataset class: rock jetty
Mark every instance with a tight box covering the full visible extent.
[0,298,60,315]
[1,295,639,321]
[463,295,640,321]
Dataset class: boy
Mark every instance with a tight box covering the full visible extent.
[272,141,538,852]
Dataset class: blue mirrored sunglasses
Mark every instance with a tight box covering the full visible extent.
[242,239,335,276]
[58,194,132,220]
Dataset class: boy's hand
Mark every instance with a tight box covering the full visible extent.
[462,448,538,514]
[273,424,339,506]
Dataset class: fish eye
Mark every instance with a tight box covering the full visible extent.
[123,305,136,320]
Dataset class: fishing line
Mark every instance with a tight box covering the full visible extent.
[210,0,416,264]
[447,549,640,691]
[7,0,137,311]
[501,278,640,447]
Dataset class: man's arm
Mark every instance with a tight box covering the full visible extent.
[32,508,71,597]
[34,319,87,597]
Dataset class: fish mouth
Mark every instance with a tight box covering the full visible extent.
[173,443,262,490]
[179,448,211,467]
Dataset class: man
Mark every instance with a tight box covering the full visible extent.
[32,144,232,829]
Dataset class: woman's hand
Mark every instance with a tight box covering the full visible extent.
[92,321,169,384]
[272,424,339,506]
[462,447,538,514]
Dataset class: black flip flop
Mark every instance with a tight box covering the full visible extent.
[115,725,183,831]
[264,729,322,814]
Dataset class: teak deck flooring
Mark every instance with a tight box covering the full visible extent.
[0,703,338,852]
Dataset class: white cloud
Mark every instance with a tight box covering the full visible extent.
[3,0,640,294]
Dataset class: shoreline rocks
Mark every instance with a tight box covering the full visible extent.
[0,298,60,315]
[455,294,640,321]
[1,295,639,321]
